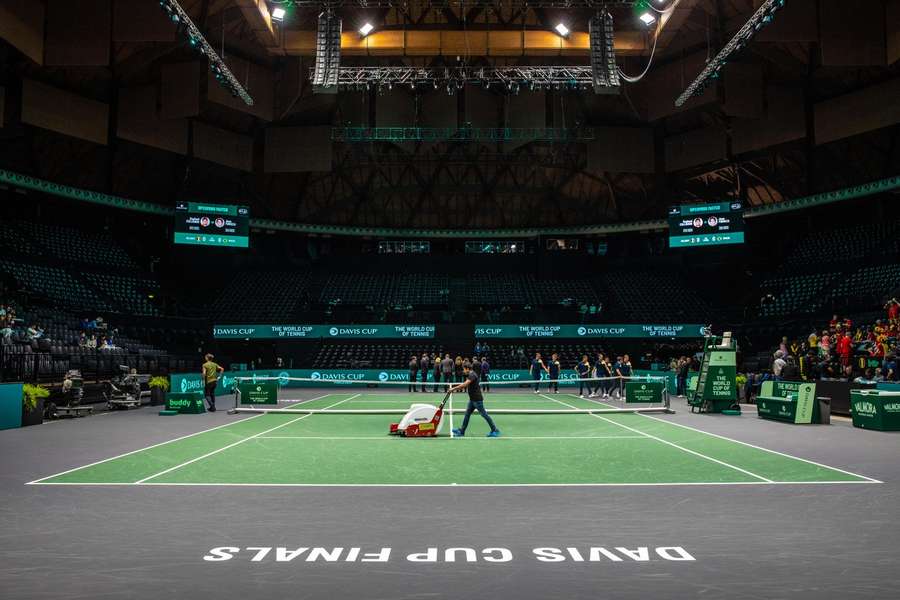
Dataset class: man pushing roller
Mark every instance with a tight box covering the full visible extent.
[450,361,501,438]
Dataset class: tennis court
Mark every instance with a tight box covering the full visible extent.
[29,390,877,487]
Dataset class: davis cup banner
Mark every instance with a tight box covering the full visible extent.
[473,324,706,339]
[213,325,436,339]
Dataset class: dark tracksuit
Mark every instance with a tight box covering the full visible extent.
[548,360,561,392]
[419,356,430,392]
[408,359,419,392]
[457,371,498,434]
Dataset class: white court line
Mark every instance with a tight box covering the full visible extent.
[27,412,269,484]
[27,392,341,485]
[256,435,648,440]
[637,412,883,484]
[134,394,360,484]
[29,480,877,488]
[566,394,882,484]
[542,394,772,483]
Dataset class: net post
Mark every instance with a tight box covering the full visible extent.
[227,376,239,415]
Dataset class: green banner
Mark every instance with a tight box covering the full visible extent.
[850,391,900,431]
[703,351,737,402]
[213,324,436,339]
[170,369,671,397]
[237,380,278,404]
[165,392,205,414]
[174,231,249,248]
[473,324,706,339]
[794,383,817,424]
[0,383,23,430]
[624,381,664,404]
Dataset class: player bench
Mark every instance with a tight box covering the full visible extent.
[756,380,829,425]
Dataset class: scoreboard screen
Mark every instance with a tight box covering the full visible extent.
[174,201,250,248]
[668,201,744,248]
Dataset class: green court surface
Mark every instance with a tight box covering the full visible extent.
[30,392,878,487]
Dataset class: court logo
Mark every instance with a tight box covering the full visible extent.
[277,371,290,386]
[378,372,389,382]
[329,327,339,336]
[577,327,587,336]
[310,372,321,380]
[256,386,262,392]
[181,378,188,393]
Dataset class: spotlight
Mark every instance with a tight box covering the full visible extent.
[359,22,374,37]
[639,12,656,25]
[271,6,286,21]
[554,23,570,37]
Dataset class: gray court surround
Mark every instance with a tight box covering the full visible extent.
[1,396,898,600]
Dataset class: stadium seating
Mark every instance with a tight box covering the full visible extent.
[0,259,111,312]
[318,273,448,306]
[466,274,528,306]
[785,220,900,266]
[602,271,712,322]
[522,275,605,307]
[312,343,446,369]
[82,273,161,317]
[758,272,840,317]
[831,264,900,304]
[213,272,312,322]
[15,220,137,268]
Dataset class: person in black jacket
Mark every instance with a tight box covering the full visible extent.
[419,352,430,392]
[408,356,419,392]
[432,353,442,392]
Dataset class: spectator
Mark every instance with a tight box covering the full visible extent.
[441,353,454,386]
[883,355,897,382]
[432,354,442,393]
[854,368,877,384]
[837,332,853,367]
[481,342,490,356]
[454,356,464,383]
[481,356,491,392]
[772,351,787,380]
[885,298,900,321]
[407,355,419,393]
[474,342,482,356]
[419,352,430,392]
[808,330,818,351]
[819,330,831,357]
[781,356,799,381]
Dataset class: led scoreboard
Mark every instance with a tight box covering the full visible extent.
[668,201,744,248]
[174,201,250,248]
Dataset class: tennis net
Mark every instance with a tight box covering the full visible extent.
[227,375,672,415]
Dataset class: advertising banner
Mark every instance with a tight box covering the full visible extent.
[473,324,706,339]
[213,324,436,340]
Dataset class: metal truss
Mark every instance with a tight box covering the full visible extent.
[283,1,637,8]
[675,0,786,107]
[317,66,601,91]
[331,127,595,142]
[158,0,254,106]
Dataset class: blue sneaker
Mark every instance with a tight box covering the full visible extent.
[487,430,501,438]
[452,429,464,437]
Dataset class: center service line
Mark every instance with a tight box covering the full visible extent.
[540,394,772,483]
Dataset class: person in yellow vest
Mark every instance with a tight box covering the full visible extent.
[201,353,224,412]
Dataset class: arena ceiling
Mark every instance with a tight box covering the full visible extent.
[0,0,898,230]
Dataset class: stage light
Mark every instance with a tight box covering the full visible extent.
[639,12,656,25]
[271,6,285,21]
[555,23,570,37]
[359,22,374,37]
